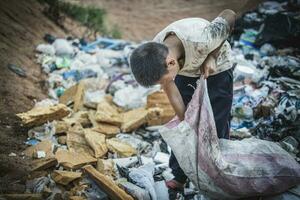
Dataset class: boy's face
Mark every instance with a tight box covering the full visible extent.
[157,53,180,85]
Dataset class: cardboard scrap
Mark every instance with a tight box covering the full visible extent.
[121,108,148,132]
[30,157,57,171]
[83,165,134,200]
[84,129,108,158]
[67,123,94,157]
[96,159,115,177]
[106,138,136,157]
[88,111,120,136]
[17,104,70,126]
[24,140,53,158]
[51,170,82,185]
[54,120,69,135]
[95,100,122,126]
[55,149,97,170]
[146,91,175,125]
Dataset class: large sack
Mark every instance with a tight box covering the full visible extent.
[160,77,300,199]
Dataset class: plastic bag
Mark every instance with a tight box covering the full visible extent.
[160,77,300,199]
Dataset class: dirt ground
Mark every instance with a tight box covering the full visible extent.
[0,0,262,194]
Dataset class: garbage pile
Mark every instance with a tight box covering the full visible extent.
[231,0,300,161]
[15,1,300,199]
[17,36,177,199]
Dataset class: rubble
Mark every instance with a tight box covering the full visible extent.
[55,149,97,170]
[23,140,53,158]
[83,165,134,200]
[51,170,82,185]
[17,104,70,126]
[84,129,108,158]
[106,138,137,157]
[121,107,148,132]
[95,100,123,126]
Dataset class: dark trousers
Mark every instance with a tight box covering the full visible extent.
[169,68,233,183]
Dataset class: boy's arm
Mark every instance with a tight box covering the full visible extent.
[161,80,185,121]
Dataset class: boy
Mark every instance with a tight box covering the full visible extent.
[130,9,236,192]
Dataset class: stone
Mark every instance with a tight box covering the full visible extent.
[58,136,67,145]
[17,104,70,126]
[146,91,175,126]
[51,170,82,185]
[96,159,115,177]
[67,123,94,157]
[106,138,136,157]
[83,165,134,200]
[64,111,91,128]
[55,149,97,170]
[54,121,69,135]
[121,108,148,132]
[95,100,123,126]
[30,157,58,171]
[59,84,78,105]
[24,140,53,158]
[73,81,85,112]
[88,111,120,136]
[84,129,108,158]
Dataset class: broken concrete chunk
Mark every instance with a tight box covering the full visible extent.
[88,111,120,136]
[24,140,53,158]
[106,138,136,157]
[55,149,97,170]
[95,100,123,126]
[59,84,78,105]
[83,165,134,200]
[96,159,115,177]
[67,123,94,157]
[84,129,108,158]
[30,157,58,171]
[54,121,69,134]
[17,104,70,126]
[58,135,67,145]
[51,170,82,185]
[147,91,175,126]
[121,108,148,132]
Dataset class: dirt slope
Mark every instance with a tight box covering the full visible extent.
[0,0,68,193]
[75,0,263,41]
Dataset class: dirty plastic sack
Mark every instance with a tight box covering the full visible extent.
[160,76,300,199]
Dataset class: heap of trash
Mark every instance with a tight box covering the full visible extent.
[15,1,299,199]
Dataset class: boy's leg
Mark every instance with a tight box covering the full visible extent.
[169,68,233,183]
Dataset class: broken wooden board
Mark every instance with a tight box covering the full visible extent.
[83,165,134,200]
[54,120,69,135]
[30,157,57,171]
[67,123,94,157]
[146,90,175,125]
[88,111,120,136]
[95,100,122,126]
[106,138,136,157]
[24,140,53,158]
[84,129,108,158]
[51,170,82,185]
[121,108,148,132]
[17,104,70,126]
[55,149,97,170]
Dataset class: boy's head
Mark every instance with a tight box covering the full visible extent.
[130,42,171,87]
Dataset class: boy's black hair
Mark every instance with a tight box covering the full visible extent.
[130,42,168,87]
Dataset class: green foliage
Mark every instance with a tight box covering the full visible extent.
[38,0,121,38]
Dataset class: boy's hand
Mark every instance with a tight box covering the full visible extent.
[200,54,217,79]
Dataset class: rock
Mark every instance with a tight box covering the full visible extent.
[88,111,120,136]
[59,84,78,105]
[121,108,148,132]
[73,81,85,112]
[67,123,94,157]
[84,129,108,158]
[30,157,58,171]
[96,159,115,177]
[24,140,53,158]
[95,100,123,126]
[51,170,82,185]
[146,91,175,126]
[64,111,91,128]
[17,104,70,126]
[106,138,136,157]
[55,149,97,170]
[54,121,69,135]
[58,136,67,145]
[83,165,134,200]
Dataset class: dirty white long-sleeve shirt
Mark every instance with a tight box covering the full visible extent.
[153,17,232,77]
